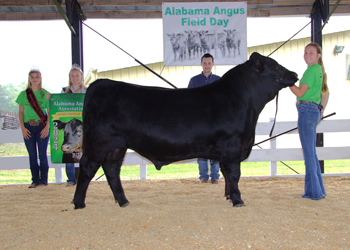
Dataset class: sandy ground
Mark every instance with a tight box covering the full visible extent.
[1,176,350,250]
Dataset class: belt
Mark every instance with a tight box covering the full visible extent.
[296,100,323,110]
[28,119,41,126]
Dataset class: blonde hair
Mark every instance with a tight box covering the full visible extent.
[27,69,45,96]
[65,64,87,93]
[305,43,329,94]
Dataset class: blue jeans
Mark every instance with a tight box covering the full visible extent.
[66,163,76,185]
[297,103,326,200]
[198,158,220,181]
[23,123,50,185]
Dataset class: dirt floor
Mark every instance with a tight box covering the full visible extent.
[1,176,349,249]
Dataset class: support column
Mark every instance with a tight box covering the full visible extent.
[311,0,328,173]
[67,0,84,72]
[71,11,84,72]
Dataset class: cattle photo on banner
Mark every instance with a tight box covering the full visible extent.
[49,94,85,163]
[163,2,247,66]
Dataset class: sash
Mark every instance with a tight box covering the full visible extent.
[26,88,47,126]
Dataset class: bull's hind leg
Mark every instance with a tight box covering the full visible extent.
[73,154,100,209]
[102,148,129,207]
[222,159,245,207]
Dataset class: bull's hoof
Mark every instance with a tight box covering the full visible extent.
[116,199,130,208]
[74,202,86,209]
[120,202,130,208]
[233,203,245,207]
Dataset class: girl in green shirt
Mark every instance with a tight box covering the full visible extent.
[16,68,50,188]
[289,43,329,200]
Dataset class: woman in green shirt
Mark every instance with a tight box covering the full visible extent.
[289,43,329,200]
[16,68,50,188]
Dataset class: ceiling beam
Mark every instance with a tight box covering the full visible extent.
[2,0,350,7]
[0,0,349,21]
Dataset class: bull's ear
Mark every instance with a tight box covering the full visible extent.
[54,120,66,130]
[249,52,261,61]
[249,52,264,72]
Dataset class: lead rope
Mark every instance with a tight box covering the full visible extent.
[267,21,311,57]
[269,93,278,137]
[267,21,311,136]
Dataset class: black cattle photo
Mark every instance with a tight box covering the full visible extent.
[73,52,298,209]
[166,29,244,64]
[54,118,83,163]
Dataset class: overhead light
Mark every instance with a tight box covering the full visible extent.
[333,45,344,54]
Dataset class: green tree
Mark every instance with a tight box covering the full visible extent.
[0,82,26,112]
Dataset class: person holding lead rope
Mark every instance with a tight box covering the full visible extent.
[289,42,330,200]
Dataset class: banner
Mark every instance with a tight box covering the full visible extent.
[163,2,247,67]
[49,94,85,163]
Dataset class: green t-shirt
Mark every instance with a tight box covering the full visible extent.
[297,64,322,104]
[15,89,50,122]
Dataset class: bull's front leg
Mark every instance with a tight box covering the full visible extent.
[222,159,244,207]
[73,154,100,209]
[219,164,230,200]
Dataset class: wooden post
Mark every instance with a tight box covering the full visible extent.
[270,118,277,176]
[140,164,147,180]
[54,166,64,184]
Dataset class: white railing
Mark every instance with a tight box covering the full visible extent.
[1,118,350,183]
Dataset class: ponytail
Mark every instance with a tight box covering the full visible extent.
[306,43,329,93]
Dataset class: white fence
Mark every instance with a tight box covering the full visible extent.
[1,118,350,184]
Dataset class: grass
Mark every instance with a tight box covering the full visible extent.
[1,143,350,185]
[0,143,29,156]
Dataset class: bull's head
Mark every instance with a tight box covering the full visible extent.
[249,52,298,87]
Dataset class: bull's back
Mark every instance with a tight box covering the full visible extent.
[84,79,226,125]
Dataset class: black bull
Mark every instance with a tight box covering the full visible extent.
[74,52,298,208]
